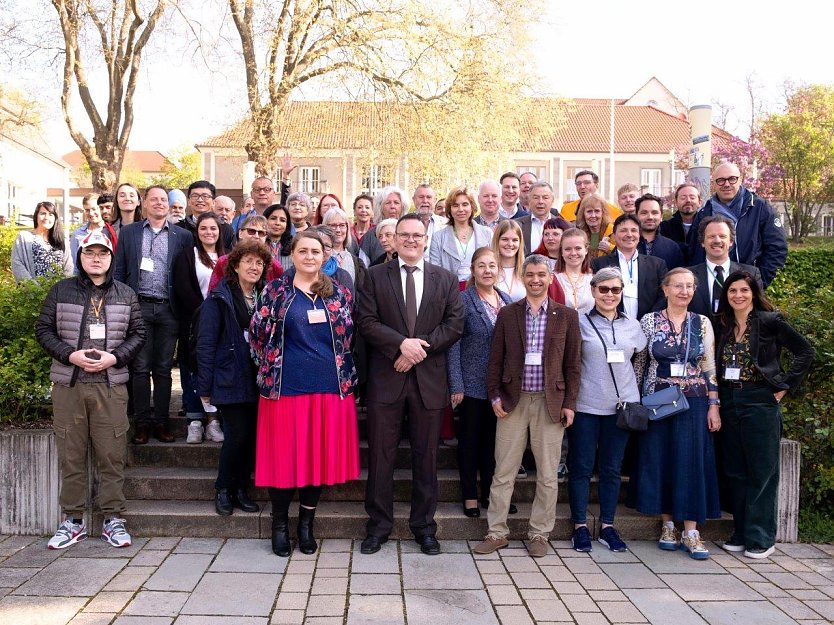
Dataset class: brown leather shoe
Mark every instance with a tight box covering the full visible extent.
[132,425,149,445]
[153,424,175,443]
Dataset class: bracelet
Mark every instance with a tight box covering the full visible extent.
[708,398,720,406]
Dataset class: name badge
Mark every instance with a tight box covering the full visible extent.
[525,352,542,366]
[140,257,154,272]
[670,362,686,377]
[713,299,721,313]
[724,367,741,381]
[243,329,249,343]
[607,349,625,364]
[307,309,327,324]
[623,283,638,298]
[89,323,106,340]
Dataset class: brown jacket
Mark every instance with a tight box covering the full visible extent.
[487,298,582,421]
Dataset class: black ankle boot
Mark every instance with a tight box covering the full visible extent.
[215,489,233,516]
[233,488,260,513]
[297,506,318,554]
[271,512,291,557]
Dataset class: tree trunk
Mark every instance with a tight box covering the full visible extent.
[88,160,119,194]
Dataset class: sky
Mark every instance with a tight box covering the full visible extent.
[28,0,833,159]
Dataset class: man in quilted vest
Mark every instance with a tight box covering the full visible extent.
[35,230,145,550]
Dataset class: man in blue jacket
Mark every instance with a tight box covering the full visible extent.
[688,162,787,287]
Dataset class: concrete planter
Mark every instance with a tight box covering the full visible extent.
[0,429,60,535]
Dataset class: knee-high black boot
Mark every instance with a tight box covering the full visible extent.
[297,506,317,554]
[270,488,291,557]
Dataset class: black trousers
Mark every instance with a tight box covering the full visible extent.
[132,301,178,426]
[365,371,442,538]
[457,396,497,503]
[215,402,257,491]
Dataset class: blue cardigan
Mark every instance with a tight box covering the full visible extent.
[447,286,512,399]
[196,278,259,405]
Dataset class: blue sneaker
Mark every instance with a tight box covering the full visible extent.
[598,526,628,552]
[571,526,593,552]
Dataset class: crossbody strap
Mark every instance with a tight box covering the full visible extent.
[585,313,621,401]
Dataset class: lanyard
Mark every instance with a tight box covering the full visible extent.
[707,264,726,287]
[622,253,636,283]
[90,296,104,320]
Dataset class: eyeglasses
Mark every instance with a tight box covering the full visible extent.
[252,186,273,194]
[714,176,739,186]
[322,244,333,251]
[189,193,213,201]
[330,223,348,230]
[81,250,111,259]
[243,228,267,238]
[669,284,695,292]
[239,258,265,268]
[397,233,425,241]
[595,286,622,295]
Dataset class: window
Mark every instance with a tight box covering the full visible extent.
[641,168,662,196]
[516,166,546,180]
[299,167,320,193]
[565,166,591,202]
[361,164,392,194]
[823,214,834,237]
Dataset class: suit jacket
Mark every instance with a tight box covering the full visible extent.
[659,211,691,264]
[357,259,464,410]
[428,222,493,275]
[513,213,551,256]
[592,251,667,320]
[113,220,194,317]
[688,261,763,322]
[638,233,685,270]
[486,299,581,421]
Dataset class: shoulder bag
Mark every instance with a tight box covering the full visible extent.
[641,314,690,421]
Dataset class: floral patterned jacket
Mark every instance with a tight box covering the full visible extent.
[249,275,357,399]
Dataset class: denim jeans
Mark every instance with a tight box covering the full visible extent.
[178,359,203,415]
[132,301,179,426]
[567,411,630,525]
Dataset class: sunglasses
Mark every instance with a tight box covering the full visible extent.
[243,228,267,237]
[595,286,622,295]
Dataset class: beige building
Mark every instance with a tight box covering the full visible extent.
[196,78,736,209]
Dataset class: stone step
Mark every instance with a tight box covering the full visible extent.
[123,499,734,542]
[123,466,625,504]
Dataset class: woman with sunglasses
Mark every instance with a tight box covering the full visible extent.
[714,271,813,559]
[12,201,73,281]
[209,215,283,292]
[569,267,647,553]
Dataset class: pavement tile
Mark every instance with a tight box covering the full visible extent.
[574,573,618,591]
[625,542,725,574]
[130,550,169,567]
[767,597,823,620]
[486,584,522,605]
[275,593,308,610]
[400,540,471,554]
[83,591,134,613]
[70,539,148,559]
[316,553,350,569]
[493,605,533,625]
[813,544,834,556]
[175,618,269,624]
[0,595,87,625]
[0,566,39,587]
[350,573,401,595]
[173,539,224,554]
[572,614,610,625]
[311,576,347,595]
[303,618,343,625]
[314,568,348,578]
[104,566,155,592]
[480,573,512,585]
[787,589,829,600]
[0,536,36,556]
[287,561,316,575]
[771,556,811,572]
[690,600,801,625]
[404,589,499,625]
[502,556,539,572]
[527,598,571,621]
[747,581,790,598]
[211,540,285,574]
[555,548,589,559]
[351,542,398,574]
[519,588,558,601]
[623,588,707,625]
[727,567,767,582]
[589,590,628,601]
[710,554,747,568]
[305,594,346,617]
[599,563,664,589]
[803,601,834,620]
[564,558,603,574]
[347,594,404,625]
[821,586,834,598]
[476,560,507,575]
[508,571,550,588]
[123,591,189,617]
[68,614,118,625]
[402,554,482,590]
[0,540,64,568]
[552,581,587,594]
[180,572,281,617]
[280,574,313,593]
[745,562,784,572]
[795,571,832,586]
[144,539,180,551]
[760,571,813,590]
[590,549,640,564]
[13,557,126,597]
[0,588,10,600]
[540,566,576,583]
[598,600,647,623]
[660,573,762,601]
[144,554,213,592]
[113,618,173,625]
[561,593,600,612]
[319,540,352,553]
[777,544,829,559]
[269,610,303,624]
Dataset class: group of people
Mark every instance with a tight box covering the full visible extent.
[31,159,812,564]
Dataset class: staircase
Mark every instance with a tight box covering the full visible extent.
[124,391,733,541]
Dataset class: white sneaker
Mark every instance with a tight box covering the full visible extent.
[48,519,87,550]
[101,518,132,548]
[206,419,224,442]
[186,420,204,444]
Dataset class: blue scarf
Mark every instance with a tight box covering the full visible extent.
[711,186,750,223]
[322,256,338,277]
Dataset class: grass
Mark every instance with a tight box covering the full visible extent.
[798,508,834,544]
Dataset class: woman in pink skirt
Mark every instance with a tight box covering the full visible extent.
[249,230,360,557]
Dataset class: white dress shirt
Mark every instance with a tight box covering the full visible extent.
[530,215,546,253]
[706,258,732,304]
[617,249,639,320]
[399,257,425,312]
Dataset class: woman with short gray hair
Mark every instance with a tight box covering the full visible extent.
[569,267,647,554]
[286,192,312,235]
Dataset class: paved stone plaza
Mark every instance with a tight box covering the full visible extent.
[1,535,834,624]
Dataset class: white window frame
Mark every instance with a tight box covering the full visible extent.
[641,168,662,196]
[361,164,392,195]
[299,167,320,194]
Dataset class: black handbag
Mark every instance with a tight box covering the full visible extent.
[586,314,649,431]
[640,314,690,420]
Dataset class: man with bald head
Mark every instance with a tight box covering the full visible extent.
[688,161,787,287]
[475,180,505,230]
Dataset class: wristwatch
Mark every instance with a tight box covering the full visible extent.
[708,398,721,406]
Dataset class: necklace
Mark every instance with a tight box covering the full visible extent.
[455,226,472,243]
[478,289,500,312]
[563,271,585,308]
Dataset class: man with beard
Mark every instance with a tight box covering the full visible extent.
[660,183,701,263]
[635,193,684,270]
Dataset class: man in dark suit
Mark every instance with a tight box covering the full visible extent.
[592,214,667,320]
[114,185,193,444]
[659,183,701,264]
[357,213,464,555]
[473,254,581,558]
[514,182,555,256]
[175,180,235,249]
[635,193,685,270]
[688,215,763,323]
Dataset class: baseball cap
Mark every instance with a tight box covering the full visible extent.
[80,230,113,253]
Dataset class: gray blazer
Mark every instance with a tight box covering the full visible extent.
[428,223,493,276]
